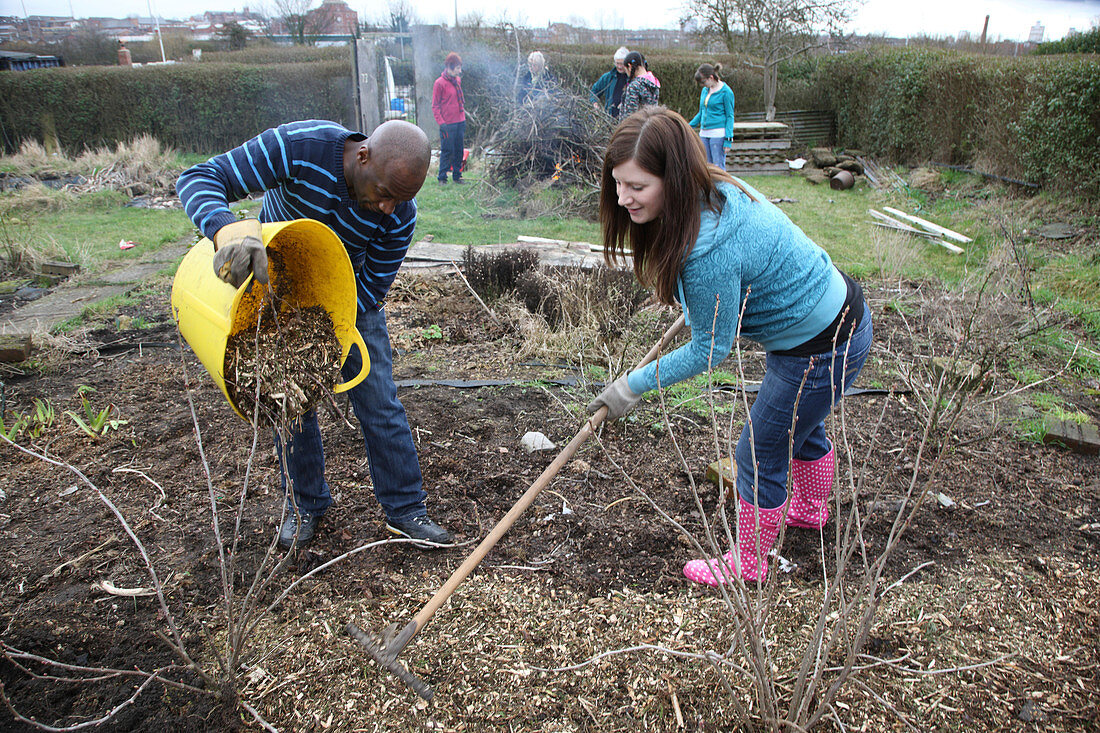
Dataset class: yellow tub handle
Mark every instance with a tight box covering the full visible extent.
[333,325,370,394]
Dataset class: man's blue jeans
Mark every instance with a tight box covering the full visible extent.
[735,303,873,509]
[275,305,427,522]
[702,136,727,170]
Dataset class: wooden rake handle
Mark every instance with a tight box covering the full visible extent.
[410,313,686,632]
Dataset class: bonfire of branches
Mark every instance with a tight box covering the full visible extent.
[485,87,613,196]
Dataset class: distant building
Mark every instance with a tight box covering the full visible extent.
[267,0,356,39]
[200,7,265,26]
[308,0,357,36]
[1028,22,1044,44]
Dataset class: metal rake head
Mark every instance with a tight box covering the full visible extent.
[346,620,432,701]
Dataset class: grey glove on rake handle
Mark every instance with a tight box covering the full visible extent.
[587,373,642,420]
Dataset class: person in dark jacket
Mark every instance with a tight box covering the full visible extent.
[590,46,630,118]
[432,52,466,184]
[516,51,555,104]
[619,51,660,118]
[176,119,453,551]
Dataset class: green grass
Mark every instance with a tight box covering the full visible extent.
[664,369,740,416]
[411,163,602,246]
[3,188,194,270]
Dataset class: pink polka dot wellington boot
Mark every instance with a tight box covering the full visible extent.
[786,441,835,529]
[683,497,786,586]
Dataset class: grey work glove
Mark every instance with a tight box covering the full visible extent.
[587,374,642,421]
[212,219,268,289]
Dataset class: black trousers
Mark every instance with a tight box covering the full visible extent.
[438,121,466,181]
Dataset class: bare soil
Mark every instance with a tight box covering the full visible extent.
[1,271,1097,732]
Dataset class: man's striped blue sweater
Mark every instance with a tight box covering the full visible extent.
[176,120,417,311]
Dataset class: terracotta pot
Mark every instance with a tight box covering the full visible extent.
[830,170,855,190]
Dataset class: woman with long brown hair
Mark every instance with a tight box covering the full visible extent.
[588,106,873,586]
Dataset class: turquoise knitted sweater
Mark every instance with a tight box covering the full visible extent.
[627,180,845,395]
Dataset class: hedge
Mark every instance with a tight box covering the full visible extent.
[816,48,1100,196]
[0,61,354,154]
[0,44,820,155]
[5,43,1095,197]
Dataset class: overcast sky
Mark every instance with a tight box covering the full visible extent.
[13,0,1100,42]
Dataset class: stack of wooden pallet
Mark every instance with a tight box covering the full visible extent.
[726,122,792,175]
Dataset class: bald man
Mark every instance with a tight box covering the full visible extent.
[177,119,452,551]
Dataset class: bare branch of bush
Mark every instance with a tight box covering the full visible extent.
[556,237,1049,729]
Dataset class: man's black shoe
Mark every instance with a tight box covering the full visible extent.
[453,178,465,185]
[385,515,453,547]
[278,511,321,550]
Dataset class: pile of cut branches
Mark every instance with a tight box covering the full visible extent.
[484,88,613,217]
[225,302,342,422]
[223,250,343,422]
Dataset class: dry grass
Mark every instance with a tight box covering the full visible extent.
[869,226,921,285]
[0,182,77,213]
[461,246,650,367]
[2,136,182,194]
[511,265,650,366]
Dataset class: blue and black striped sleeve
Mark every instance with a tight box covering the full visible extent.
[353,199,417,305]
[176,124,295,239]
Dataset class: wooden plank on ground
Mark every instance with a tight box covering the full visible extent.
[0,334,33,362]
[40,261,80,277]
[870,209,943,239]
[1042,420,1100,456]
[882,206,973,244]
[705,458,737,501]
[0,279,24,296]
[516,235,596,248]
[733,122,790,135]
[870,210,963,252]
[728,140,792,151]
[729,163,790,175]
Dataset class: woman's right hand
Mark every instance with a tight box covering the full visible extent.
[587,374,641,420]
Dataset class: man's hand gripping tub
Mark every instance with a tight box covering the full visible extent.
[212,219,269,288]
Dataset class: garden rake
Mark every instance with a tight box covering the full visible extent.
[347,313,686,700]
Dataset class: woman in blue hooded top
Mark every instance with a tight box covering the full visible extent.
[588,107,873,586]
[687,63,735,170]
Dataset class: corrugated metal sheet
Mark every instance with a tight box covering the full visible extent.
[738,110,835,147]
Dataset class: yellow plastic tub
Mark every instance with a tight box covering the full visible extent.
[171,219,369,421]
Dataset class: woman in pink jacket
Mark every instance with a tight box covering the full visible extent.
[432,52,466,184]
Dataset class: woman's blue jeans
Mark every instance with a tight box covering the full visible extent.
[736,303,873,509]
[274,305,427,521]
[702,136,727,170]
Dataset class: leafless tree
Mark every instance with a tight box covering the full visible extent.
[386,0,415,33]
[682,0,860,119]
[272,0,335,45]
